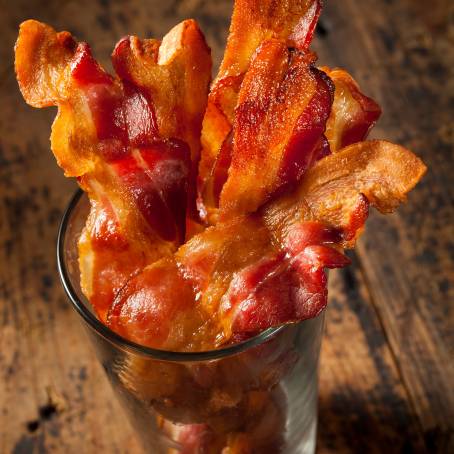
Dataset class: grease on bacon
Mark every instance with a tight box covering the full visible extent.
[199,0,323,223]
[15,19,211,320]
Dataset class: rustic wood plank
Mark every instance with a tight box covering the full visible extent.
[319,263,426,453]
[0,0,451,453]
[313,1,454,451]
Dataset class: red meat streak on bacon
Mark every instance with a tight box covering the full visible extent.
[288,0,323,49]
[339,84,381,148]
[221,222,350,336]
[209,69,333,210]
[71,43,190,243]
[276,69,334,190]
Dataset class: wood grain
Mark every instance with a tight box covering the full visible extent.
[313,1,454,451]
[0,0,452,453]
[319,263,426,453]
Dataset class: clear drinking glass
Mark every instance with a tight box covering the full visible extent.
[57,190,325,453]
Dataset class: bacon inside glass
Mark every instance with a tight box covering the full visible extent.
[15,0,425,354]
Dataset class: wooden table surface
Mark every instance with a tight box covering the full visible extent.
[1,0,453,452]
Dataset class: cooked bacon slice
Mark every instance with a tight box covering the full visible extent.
[112,21,211,161]
[15,20,76,107]
[108,258,206,350]
[263,140,427,245]
[107,223,340,349]
[216,40,334,220]
[199,0,323,222]
[108,140,426,350]
[220,0,321,76]
[199,66,381,225]
[15,20,211,319]
[77,198,148,321]
[322,67,382,151]
[109,216,273,350]
[112,23,212,216]
[218,224,349,338]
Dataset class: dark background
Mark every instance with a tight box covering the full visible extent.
[0,0,453,452]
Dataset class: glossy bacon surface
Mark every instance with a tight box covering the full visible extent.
[217,40,334,220]
[219,0,322,75]
[202,61,382,231]
[15,20,211,319]
[323,67,382,151]
[112,21,212,161]
[199,0,323,222]
[112,23,212,216]
[14,9,428,453]
[108,141,426,350]
[263,140,427,246]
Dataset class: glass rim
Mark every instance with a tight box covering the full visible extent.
[57,189,288,362]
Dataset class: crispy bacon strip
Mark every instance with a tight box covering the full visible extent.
[322,67,382,151]
[15,20,211,319]
[199,0,323,222]
[218,222,349,338]
[108,140,426,350]
[15,20,76,107]
[216,40,333,220]
[112,23,212,216]
[201,64,381,223]
[263,140,427,245]
[219,0,321,76]
[112,21,211,161]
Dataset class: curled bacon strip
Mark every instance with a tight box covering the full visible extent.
[15,20,211,319]
[199,58,382,226]
[322,67,382,151]
[217,40,333,220]
[218,222,349,338]
[112,23,212,216]
[263,140,427,245]
[199,0,323,223]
